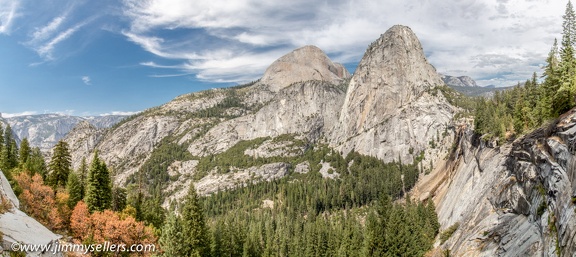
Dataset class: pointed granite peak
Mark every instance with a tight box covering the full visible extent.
[344,24,443,116]
[260,45,350,92]
[334,24,453,163]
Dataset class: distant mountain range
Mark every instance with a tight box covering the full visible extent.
[440,74,478,87]
[440,74,512,97]
[0,114,127,152]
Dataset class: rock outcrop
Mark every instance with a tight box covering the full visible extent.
[334,25,455,163]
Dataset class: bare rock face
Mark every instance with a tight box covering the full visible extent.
[260,45,350,92]
[188,80,346,156]
[426,111,576,256]
[62,121,105,170]
[334,25,455,163]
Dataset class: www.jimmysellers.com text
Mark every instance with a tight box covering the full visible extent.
[10,241,156,255]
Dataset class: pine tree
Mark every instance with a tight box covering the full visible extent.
[181,183,211,257]
[542,39,561,118]
[111,186,127,212]
[556,0,576,113]
[0,124,4,154]
[160,213,185,256]
[1,124,18,170]
[77,157,88,199]
[66,171,83,208]
[18,138,31,166]
[25,147,47,179]
[48,140,71,188]
[564,0,576,46]
[84,152,112,212]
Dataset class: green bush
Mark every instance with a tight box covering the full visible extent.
[440,222,460,244]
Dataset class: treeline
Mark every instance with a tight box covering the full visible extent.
[474,2,576,140]
[154,139,436,256]
[160,184,439,257]
[474,74,545,140]
[200,148,420,217]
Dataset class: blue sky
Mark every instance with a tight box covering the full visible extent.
[0,0,568,117]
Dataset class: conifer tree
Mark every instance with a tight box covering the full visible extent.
[18,138,31,166]
[181,183,211,257]
[66,171,83,208]
[111,186,127,212]
[25,147,47,179]
[160,212,185,256]
[85,152,112,212]
[564,0,576,46]
[556,0,576,113]
[1,124,18,171]
[77,157,88,199]
[48,140,71,188]
[0,124,4,154]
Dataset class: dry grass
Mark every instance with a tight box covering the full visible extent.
[0,194,13,214]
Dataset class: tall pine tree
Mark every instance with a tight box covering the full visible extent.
[48,140,71,188]
[160,212,185,256]
[67,171,83,208]
[1,124,18,171]
[0,124,4,155]
[84,152,112,212]
[18,138,31,166]
[25,147,47,179]
[556,0,576,113]
[77,157,88,199]
[181,183,211,257]
[540,39,559,119]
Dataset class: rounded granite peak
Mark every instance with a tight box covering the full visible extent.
[260,45,350,92]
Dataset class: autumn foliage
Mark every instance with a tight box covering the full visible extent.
[71,201,157,255]
[15,172,70,231]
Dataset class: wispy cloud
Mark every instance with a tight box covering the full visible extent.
[50,110,75,116]
[82,76,91,85]
[121,0,567,87]
[1,111,38,118]
[33,22,86,60]
[98,111,140,116]
[30,15,67,44]
[0,0,19,35]
[21,1,98,62]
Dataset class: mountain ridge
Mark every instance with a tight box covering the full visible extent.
[3,114,127,152]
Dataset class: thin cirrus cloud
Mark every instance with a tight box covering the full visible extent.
[0,0,19,34]
[26,14,90,61]
[121,0,567,87]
